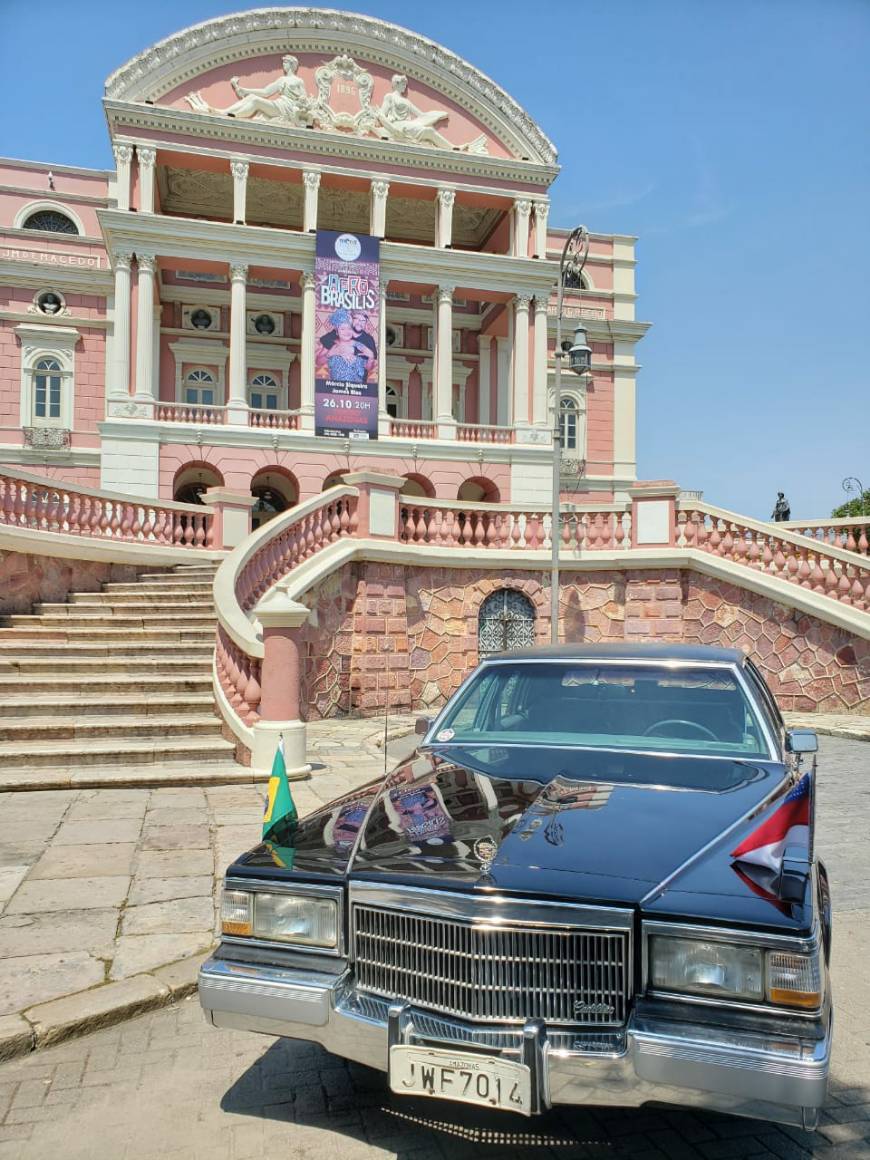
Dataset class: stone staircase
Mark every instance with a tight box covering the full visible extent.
[0,562,247,788]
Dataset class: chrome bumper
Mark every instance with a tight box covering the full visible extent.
[199,956,831,1129]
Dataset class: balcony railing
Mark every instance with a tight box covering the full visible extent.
[156,401,226,425]
[456,423,515,444]
[249,407,301,431]
[388,418,438,439]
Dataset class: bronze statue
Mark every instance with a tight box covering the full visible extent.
[771,492,791,522]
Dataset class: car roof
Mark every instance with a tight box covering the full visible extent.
[484,643,746,665]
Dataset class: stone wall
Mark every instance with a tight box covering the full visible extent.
[0,549,164,615]
[296,562,870,719]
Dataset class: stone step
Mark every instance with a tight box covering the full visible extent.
[0,712,222,742]
[0,673,212,695]
[0,626,214,642]
[0,761,259,792]
[0,655,211,674]
[71,590,214,604]
[101,580,216,594]
[0,734,236,770]
[4,613,216,629]
[0,692,215,719]
[0,641,213,659]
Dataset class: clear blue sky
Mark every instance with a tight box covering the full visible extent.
[3,0,867,519]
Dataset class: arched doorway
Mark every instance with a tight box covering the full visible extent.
[172,462,223,505]
[400,473,435,498]
[250,468,298,531]
[478,589,535,656]
[457,477,500,503]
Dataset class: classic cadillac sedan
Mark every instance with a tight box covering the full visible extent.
[200,643,832,1129]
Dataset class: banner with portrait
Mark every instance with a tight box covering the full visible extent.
[314,230,380,440]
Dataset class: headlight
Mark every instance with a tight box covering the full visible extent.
[649,935,822,1009]
[220,888,338,948]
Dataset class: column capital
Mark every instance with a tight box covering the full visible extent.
[112,250,133,272]
[514,198,532,216]
[230,158,250,180]
[301,270,316,291]
[533,294,550,315]
[515,290,533,309]
[135,252,156,274]
[302,169,322,190]
[437,187,456,208]
[437,284,455,304]
[534,199,549,218]
[478,332,492,347]
[371,179,390,198]
[136,145,157,168]
[229,262,248,282]
[113,144,133,166]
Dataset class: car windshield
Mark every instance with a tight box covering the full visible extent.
[431,662,771,759]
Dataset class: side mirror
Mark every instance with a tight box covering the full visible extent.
[415,715,433,737]
[786,729,818,754]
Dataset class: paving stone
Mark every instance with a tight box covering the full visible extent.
[121,897,214,936]
[135,850,214,878]
[0,910,117,959]
[64,798,148,822]
[24,975,170,1048]
[27,843,136,881]
[152,951,212,998]
[127,875,214,906]
[110,935,214,980]
[0,866,29,908]
[143,808,208,827]
[0,952,104,1018]
[3,877,129,915]
[52,819,143,846]
[139,825,211,851]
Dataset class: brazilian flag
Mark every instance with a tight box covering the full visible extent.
[263,736,298,842]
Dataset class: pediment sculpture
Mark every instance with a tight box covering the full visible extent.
[185,54,489,155]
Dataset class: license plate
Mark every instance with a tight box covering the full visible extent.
[389,1045,532,1115]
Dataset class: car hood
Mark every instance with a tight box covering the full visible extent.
[233,746,807,929]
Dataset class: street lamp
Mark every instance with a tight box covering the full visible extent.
[550,226,591,644]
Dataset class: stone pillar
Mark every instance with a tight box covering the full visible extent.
[342,471,405,539]
[134,253,156,406]
[203,487,257,550]
[110,251,133,400]
[231,159,249,225]
[533,200,549,259]
[252,590,312,778]
[436,188,455,249]
[532,295,550,426]
[513,198,532,257]
[112,145,133,213]
[435,285,456,437]
[228,262,248,423]
[629,482,680,548]
[377,280,390,435]
[478,334,492,426]
[512,292,531,428]
[137,146,156,214]
[495,336,510,426]
[299,270,316,430]
[370,179,389,238]
[302,170,321,232]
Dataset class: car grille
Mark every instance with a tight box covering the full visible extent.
[351,904,631,1026]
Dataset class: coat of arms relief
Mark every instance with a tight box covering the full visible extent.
[185,54,489,155]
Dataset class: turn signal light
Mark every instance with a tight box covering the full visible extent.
[220,889,253,937]
[767,951,822,1009]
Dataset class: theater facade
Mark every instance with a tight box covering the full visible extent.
[0,8,648,516]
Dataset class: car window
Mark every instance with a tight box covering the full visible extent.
[743,658,784,743]
[434,662,771,759]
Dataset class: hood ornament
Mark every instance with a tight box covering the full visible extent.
[473,835,498,874]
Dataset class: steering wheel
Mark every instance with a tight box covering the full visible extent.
[643,719,717,741]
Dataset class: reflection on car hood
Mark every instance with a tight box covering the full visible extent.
[232,747,809,930]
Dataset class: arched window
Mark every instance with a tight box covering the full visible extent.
[33,358,63,423]
[560,396,579,451]
[249,373,279,411]
[183,368,215,406]
[478,589,535,657]
[385,383,401,418]
[22,210,79,235]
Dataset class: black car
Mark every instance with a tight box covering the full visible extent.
[200,643,831,1129]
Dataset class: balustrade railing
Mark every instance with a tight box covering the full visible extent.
[780,518,870,557]
[398,499,631,551]
[677,503,870,612]
[248,408,301,431]
[455,423,515,444]
[389,418,438,439]
[0,468,214,548]
[155,401,227,425]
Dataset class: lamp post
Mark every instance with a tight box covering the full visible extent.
[550,227,591,644]
[842,476,868,517]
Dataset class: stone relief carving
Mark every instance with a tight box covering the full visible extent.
[24,426,71,448]
[183,53,489,155]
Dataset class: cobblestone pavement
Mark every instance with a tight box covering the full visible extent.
[0,736,867,1159]
[0,718,415,1031]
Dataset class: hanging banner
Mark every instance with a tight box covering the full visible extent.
[314,229,380,440]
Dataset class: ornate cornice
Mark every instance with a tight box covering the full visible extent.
[103,7,558,167]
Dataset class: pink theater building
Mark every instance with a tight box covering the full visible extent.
[0,9,647,517]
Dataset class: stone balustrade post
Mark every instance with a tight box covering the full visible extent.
[252,591,312,778]
[203,486,257,549]
[629,481,680,548]
[342,471,406,539]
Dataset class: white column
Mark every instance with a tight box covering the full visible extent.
[436,188,455,249]
[478,334,492,426]
[231,159,249,225]
[112,145,133,213]
[110,251,132,400]
[370,180,389,238]
[532,295,549,426]
[228,262,248,422]
[137,146,156,214]
[377,280,390,434]
[513,293,531,428]
[134,253,156,405]
[513,199,531,257]
[533,200,549,259]
[496,337,510,426]
[299,271,316,429]
[302,171,321,232]
[435,285,455,436]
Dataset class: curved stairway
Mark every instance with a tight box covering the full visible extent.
[0,563,249,789]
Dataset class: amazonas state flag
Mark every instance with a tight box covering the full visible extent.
[263,736,298,842]
[731,773,811,873]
